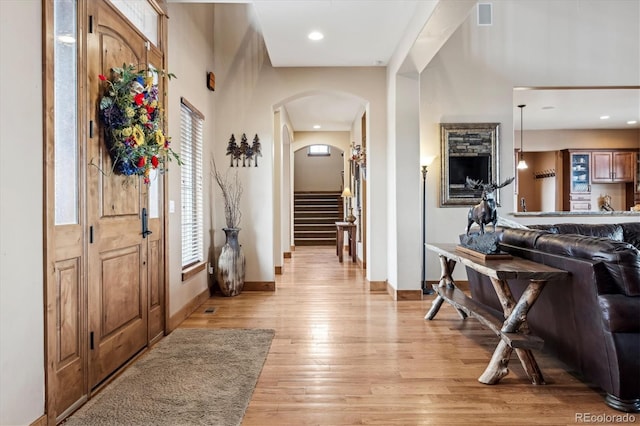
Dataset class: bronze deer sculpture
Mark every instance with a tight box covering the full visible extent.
[465,177,515,235]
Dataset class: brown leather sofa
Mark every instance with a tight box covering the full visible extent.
[466,223,640,412]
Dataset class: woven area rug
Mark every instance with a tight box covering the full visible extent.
[64,328,274,426]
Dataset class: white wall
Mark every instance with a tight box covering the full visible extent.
[293,132,347,192]
[166,3,216,316]
[273,111,283,271]
[280,110,296,249]
[419,0,640,281]
[388,74,422,291]
[0,1,45,424]
[385,0,471,290]
[519,129,640,152]
[281,122,293,253]
[212,3,387,282]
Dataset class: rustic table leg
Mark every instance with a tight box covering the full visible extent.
[489,277,515,316]
[479,340,513,384]
[484,278,547,385]
[507,280,546,384]
[439,256,456,289]
[350,227,357,262]
[515,348,545,385]
[337,227,344,263]
[425,296,445,320]
[425,255,458,320]
[501,280,545,333]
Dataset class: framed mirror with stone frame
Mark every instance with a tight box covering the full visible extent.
[440,122,500,207]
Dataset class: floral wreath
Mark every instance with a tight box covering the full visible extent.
[98,64,180,184]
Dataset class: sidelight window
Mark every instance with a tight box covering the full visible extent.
[53,0,79,225]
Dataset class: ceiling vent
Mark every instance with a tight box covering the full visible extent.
[477,3,493,26]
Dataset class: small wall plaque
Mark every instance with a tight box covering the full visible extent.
[207,72,215,91]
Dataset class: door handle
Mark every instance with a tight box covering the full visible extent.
[142,207,152,238]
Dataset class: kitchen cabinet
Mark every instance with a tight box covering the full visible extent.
[635,153,640,205]
[562,150,591,211]
[592,151,635,183]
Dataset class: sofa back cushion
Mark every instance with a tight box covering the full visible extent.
[535,234,640,296]
[621,222,640,250]
[530,223,625,241]
[500,228,551,248]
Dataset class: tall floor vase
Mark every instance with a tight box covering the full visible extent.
[217,228,246,296]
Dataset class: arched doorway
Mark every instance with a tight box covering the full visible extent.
[273,90,368,271]
[292,142,345,247]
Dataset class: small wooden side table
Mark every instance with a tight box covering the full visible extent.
[335,222,357,263]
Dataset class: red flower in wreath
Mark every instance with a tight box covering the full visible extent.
[137,156,146,168]
[151,155,159,168]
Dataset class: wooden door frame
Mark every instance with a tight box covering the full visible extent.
[43,0,90,422]
[42,0,170,423]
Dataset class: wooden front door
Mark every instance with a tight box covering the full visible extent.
[87,0,150,388]
[46,0,168,420]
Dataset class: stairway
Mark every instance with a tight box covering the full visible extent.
[294,192,343,246]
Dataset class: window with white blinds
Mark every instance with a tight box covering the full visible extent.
[180,98,204,268]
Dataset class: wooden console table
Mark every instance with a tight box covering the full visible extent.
[425,243,568,385]
[335,222,357,263]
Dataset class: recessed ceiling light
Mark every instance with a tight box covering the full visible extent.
[308,31,324,41]
[541,106,555,110]
[313,124,321,129]
[600,115,610,120]
[628,120,638,125]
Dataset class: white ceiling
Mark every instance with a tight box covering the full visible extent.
[284,93,364,132]
[168,0,421,131]
[168,1,640,132]
[253,0,420,67]
[514,88,640,131]
[251,0,421,132]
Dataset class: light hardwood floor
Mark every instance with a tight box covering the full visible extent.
[180,246,636,425]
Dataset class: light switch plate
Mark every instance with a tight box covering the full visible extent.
[169,200,175,213]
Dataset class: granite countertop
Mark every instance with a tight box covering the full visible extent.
[510,211,640,217]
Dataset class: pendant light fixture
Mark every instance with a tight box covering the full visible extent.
[517,104,528,170]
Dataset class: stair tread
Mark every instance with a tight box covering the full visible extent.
[294,206,340,208]
[295,215,342,217]
[297,219,340,221]
[293,192,344,246]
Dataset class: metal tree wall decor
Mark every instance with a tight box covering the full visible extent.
[226,133,262,167]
